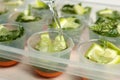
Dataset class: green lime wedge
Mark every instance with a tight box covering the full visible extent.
[35,33,67,53]
[73,4,85,15]
[85,43,118,64]
[34,0,48,9]
[63,17,80,29]
[59,18,68,29]
[59,17,80,29]
[98,9,113,15]
[21,16,36,21]
[53,35,67,52]
[35,33,52,52]
[49,17,67,29]
[50,17,80,29]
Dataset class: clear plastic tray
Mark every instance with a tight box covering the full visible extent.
[1,0,120,80]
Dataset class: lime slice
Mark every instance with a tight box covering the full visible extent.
[53,35,67,52]
[85,43,103,59]
[96,48,118,64]
[98,9,113,15]
[73,4,85,15]
[85,43,104,62]
[85,43,118,64]
[35,33,52,52]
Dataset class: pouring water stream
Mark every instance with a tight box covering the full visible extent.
[43,0,63,37]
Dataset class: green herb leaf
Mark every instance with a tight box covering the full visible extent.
[61,4,75,14]
[0,25,24,42]
[90,18,120,37]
